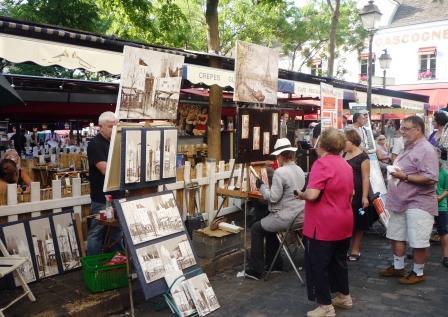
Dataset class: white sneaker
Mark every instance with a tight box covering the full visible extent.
[331,294,353,309]
[306,305,336,317]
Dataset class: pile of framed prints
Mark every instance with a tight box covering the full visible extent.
[113,191,204,299]
[0,209,81,286]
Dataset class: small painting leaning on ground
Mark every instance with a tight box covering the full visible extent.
[116,46,184,120]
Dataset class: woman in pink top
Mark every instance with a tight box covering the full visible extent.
[297,128,354,317]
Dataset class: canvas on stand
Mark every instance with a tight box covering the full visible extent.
[125,130,142,184]
[145,130,162,181]
[253,127,260,150]
[263,132,270,155]
[136,234,196,283]
[272,113,278,136]
[29,218,59,279]
[234,41,279,105]
[53,212,81,271]
[163,129,177,179]
[119,193,184,245]
[241,114,249,139]
[116,46,184,120]
[185,273,220,316]
[2,223,36,285]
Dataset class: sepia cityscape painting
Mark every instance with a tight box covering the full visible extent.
[163,129,177,179]
[2,223,37,285]
[125,130,142,184]
[185,273,220,316]
[165,271,197,317]
[234,41,278,105]
[136,234,196,283]
[263,132,270,155]
[146,130,161,181]
[53,213,81,271]
[116,46,184,120]
[29,218,59,279]
[120,193,184,245]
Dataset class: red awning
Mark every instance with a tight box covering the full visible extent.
[180,88,234,99]
[360,53,376,60]
[418,46,436,55]
[391,83,448,111]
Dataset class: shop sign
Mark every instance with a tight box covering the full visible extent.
[184,64,235,88]
[294,82,320,98]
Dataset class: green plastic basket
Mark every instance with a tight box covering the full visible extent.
[81,252,128,293]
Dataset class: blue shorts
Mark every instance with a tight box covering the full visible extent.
[436,212,448,236]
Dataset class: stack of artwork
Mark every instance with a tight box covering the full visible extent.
[0,210,81,286]
[114,191,220,315]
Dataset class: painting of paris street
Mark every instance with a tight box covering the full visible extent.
[125,130,142,184]
[136,234,196,283]
[163,129,177,179]
[116,46,184,120]
[146,130,161,181]
[2,223,37,285]
[165,271,197,317]
[234,41,278,105]
[29,218,59,279]
[53,213,81,271]
[120,192,183,245]
[185,273,220,316]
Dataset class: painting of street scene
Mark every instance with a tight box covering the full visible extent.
[234,41,278,105]
[163,129,177,179]
[120,192,183,245]
[29,218,59,278]
[2,223,36,285]
[53,212,81,271]
[125,130,142,184]
[116,46,184,120]
[165,270,197,317]
[136,234,196,283]
[146,130,161,181]
[185,273,220,316]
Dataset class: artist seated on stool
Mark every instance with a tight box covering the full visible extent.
[245,138,306,280]
[87,111,122,255]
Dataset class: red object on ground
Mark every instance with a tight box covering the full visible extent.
[105,252,127,266]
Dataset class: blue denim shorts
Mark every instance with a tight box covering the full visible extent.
[436,212,448,236]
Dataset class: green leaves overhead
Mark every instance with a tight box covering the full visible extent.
[2,0,366,79]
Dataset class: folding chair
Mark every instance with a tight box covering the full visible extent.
[264,214,305,285]
[0,239,36,317]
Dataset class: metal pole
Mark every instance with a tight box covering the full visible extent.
[382,69,386,89]
[367,32,374,114]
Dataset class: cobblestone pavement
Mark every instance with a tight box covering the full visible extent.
[132,232,447,317]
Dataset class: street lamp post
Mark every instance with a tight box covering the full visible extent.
[360,0,382,113]
[379,49,392,89]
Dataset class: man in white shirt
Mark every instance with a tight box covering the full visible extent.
[346,112,368,150]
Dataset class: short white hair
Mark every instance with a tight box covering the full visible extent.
[98,111,118,126]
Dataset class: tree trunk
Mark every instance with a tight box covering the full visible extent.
[327,0,340,78]
[205,0,222,161]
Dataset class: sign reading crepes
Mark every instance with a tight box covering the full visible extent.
[184,64,235,88]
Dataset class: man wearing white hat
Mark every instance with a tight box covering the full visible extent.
[245,138,306,280]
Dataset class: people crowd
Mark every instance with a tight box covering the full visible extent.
[246,111,448,317]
